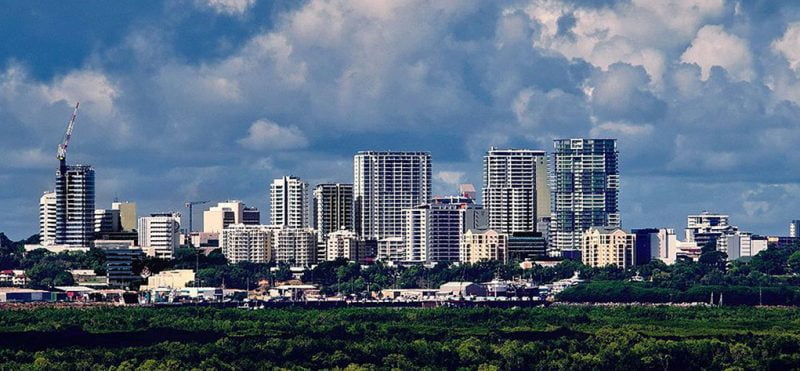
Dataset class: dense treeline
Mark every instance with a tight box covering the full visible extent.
[0,306,798,369]
[557,241,800,304]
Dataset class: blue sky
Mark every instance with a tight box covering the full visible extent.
[2,0,800,240]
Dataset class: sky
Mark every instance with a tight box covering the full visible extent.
[2,0,800,240]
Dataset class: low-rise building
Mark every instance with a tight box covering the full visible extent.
[221,224,275,264]
[141,269,195,290]
[0,288,59,302]
[0,270,27,287]
[106,248,144,288]
[325,229,359,262]
[581,227,636,268]
[272,227,317,267]
[459,229,507,264]
[437,281,487,298]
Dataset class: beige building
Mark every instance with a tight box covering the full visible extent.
[326,229,359,262]
[112,201,137,232]
[272,227,317,267]
[459,229,507,264]
[221,224,276,264]
[204,201,260,233]
[581,227,636,268]
[141,269,195,290]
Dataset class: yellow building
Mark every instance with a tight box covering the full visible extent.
[460,229,507,264]
[140,269,195,290]
[581,227,636,268]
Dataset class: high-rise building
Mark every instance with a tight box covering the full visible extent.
[483,148,549,235]
[404,196,487,263]
[354,151,431,241]
[790,220,800,238]
[272,227,317,266]
[313,183,353,259]
[203,201,260,233]
[552,139,619,251]
[55,164,95,247]
[94,209,121,233]
[581,227,635,268]
[138,213,181,259]
[111,201,137,232]
[221,224,275,264]
[39,191,57,246]
[460,229,507,264]
[325,229,360,262]
[270,176,308,228]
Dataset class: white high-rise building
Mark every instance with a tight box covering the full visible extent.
[55,164,95,247]
[404,196,487,263]
[313,183,353,259]
[138,213,181,259]
[354,151,431,241]
[482,148,549,234]
[326,229,360,262]
[221,224,275,264]
[204,200,260,233]
[552,139,620,252]
[39,191,57,246]
[270,176,308,228]
[790,220,800,238]
[460,229,507,264]
[272,227,317,266]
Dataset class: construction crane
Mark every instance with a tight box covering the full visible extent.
[57,102,80,173]
[184,200,209,247]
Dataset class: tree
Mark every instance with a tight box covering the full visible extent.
[787,251,800,274]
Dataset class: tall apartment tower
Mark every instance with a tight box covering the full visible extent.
[552,139,620,251]
[353,151,431,241]
[313,183,354,251]
[270,176,308,228]
[138,213,181,259]
[39,191,57,246]
[790,220,800,238]
[55,164,96,247]
[404,196,487,263]
[482,148,549,234]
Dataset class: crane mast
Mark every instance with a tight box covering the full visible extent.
[57,102,80,171]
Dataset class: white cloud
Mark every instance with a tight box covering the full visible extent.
[1,148,53,169]
[42,70,119,118]
[772,22,800,73]
[521,0,725,84]
[680,25,754,81]
[591,121,654,137]
[238,119,308,150]
[200,0,255,15]
[435,171,465,186]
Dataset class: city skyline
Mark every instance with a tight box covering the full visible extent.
[4,1,800,239]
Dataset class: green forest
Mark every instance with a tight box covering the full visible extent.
[0,306,798,370]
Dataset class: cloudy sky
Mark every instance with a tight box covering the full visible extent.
[2,0,800,239]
